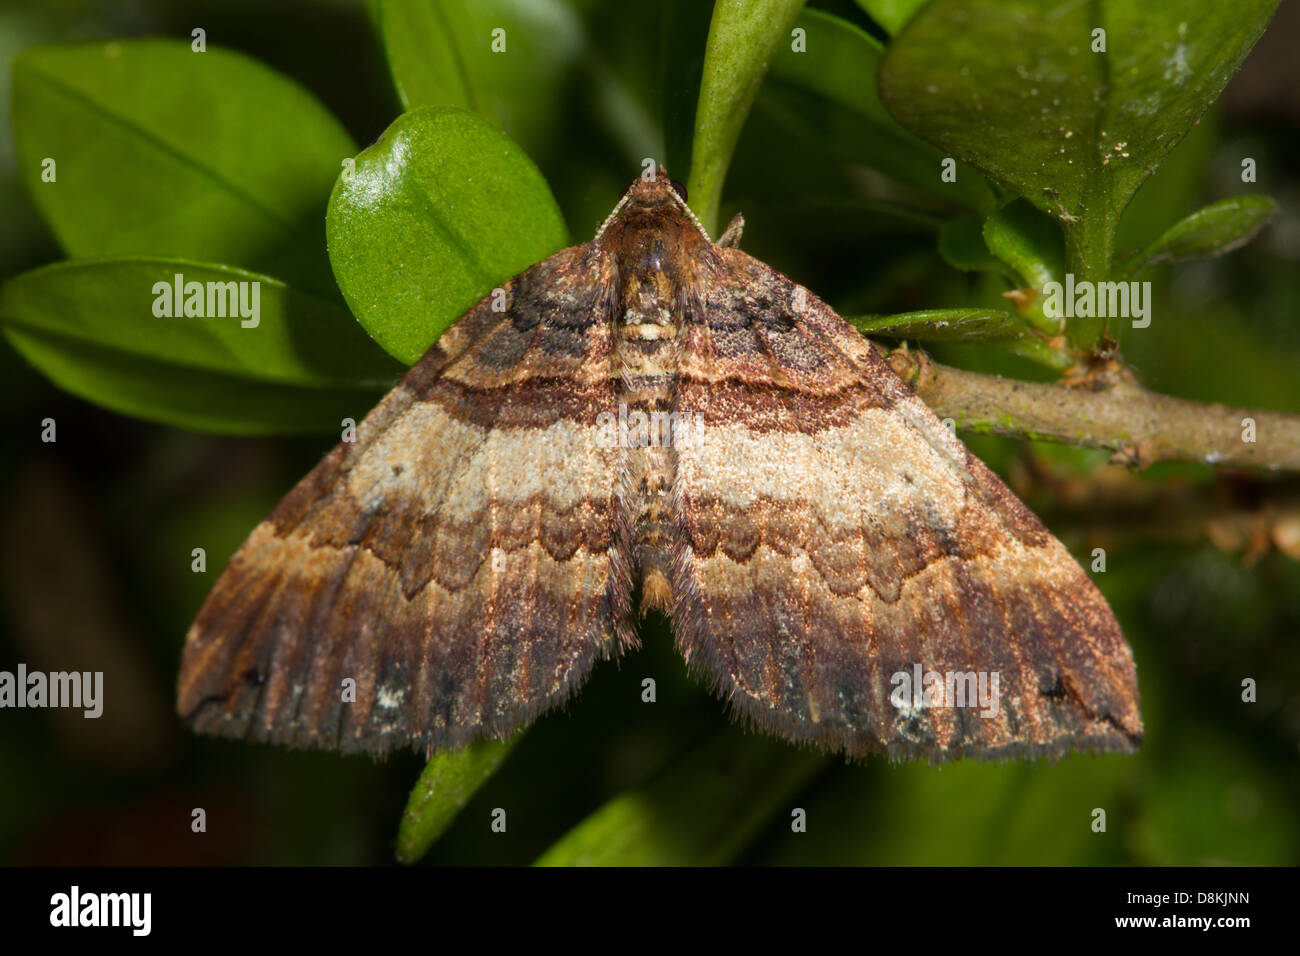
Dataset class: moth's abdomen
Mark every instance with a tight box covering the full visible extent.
[614,371,684,615]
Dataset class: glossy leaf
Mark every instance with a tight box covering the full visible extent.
[373,0,584,160]
[688,0,808,235]
[1114,103,1221,258]
[396,738,517,864]
[12,39,354,295]
[1119,195,1278,277]
[326,107,568,365]
[879,0,1280,344]
[881,0,1278,226]
[767,9,995,213]
[0,258,400,434]
[533,729,824,867]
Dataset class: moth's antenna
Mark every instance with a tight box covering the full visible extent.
[669,189,711,242]
[594,192,634,241]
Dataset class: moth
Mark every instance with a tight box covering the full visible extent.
[178,168,1142,762]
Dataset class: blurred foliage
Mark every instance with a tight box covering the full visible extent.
[0,0,1297,866]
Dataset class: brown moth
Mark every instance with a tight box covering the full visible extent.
[177,168,1142,762]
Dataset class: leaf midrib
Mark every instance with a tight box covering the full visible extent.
[19,58,299,233]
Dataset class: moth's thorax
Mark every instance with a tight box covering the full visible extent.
[596,185,712,348]
[609,243,689,379]
[619,244,677,341]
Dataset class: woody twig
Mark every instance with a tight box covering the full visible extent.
[885,347,1300,473]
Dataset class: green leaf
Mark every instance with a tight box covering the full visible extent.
[1119,195,1278,277]
[12,39,355,296]
[938,216,1009,276]
[880,0,1279,226]
[879,0,1280,342]
[0,258,400,434]
[852,307,1025,342]
[396,737,517,864]
[688,0,808,235]
[373,0,584,160]
[326,107,568,366]
[533,729,823,866]
[1114,103,1221,257]
[853,0,927,35]
[851,308,1071,370]
[767,10,995,213]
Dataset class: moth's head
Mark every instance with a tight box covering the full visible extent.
[619,166,688,209]
[596,165,709,247]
